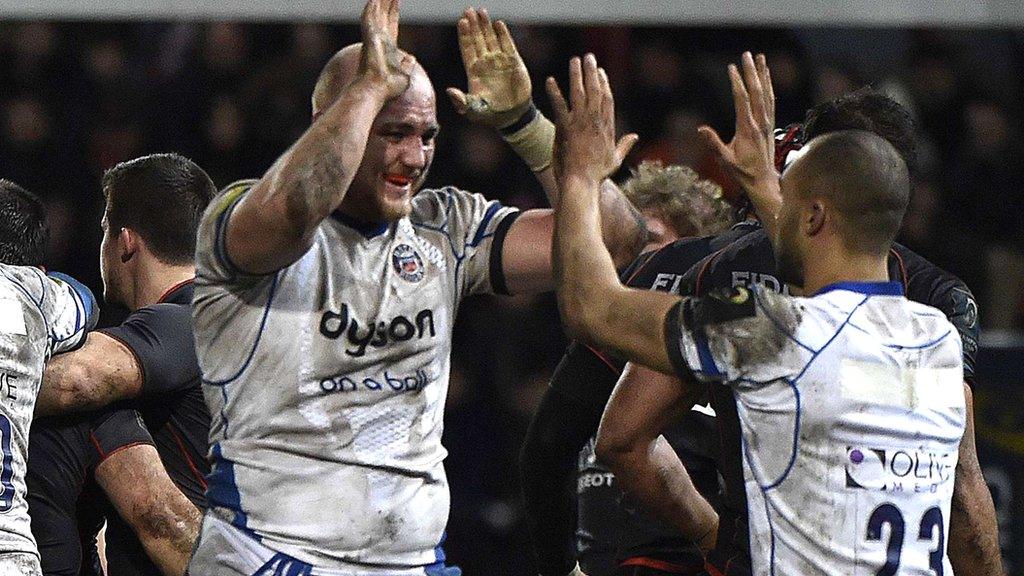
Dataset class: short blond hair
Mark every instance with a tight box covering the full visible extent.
[621,161,733,238]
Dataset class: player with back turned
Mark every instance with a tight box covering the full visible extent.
[540,50,1000,575]
[187,1,647,573]
[0,179,97,575]
[27,153,216,576]
[521,85,1000,576]
[597,59,1002,576]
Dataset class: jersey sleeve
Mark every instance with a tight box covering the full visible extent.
[195,179,266,287]
[415,187,521,298]
[42,271,98,356]
[87,408,155,467]
[663,286,805,385]
[98,303,200,398]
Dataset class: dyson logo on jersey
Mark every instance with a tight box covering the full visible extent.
[318,304,436,357]
[845,446,955,493]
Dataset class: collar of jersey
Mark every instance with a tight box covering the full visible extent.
[815,281,904,297]
[331,210,389,239]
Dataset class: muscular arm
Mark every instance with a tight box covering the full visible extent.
[948,382,1004,576]
[221,0,407,274]
[95,444,201,576]
[36,332,142,416]
[554,173,678,373]
[595,363,718,551]
[225,78,389,274]
[500,179,648,295]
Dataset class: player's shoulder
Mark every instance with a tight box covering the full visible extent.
[0,262,45,289]
[681,222,768,292]
[203,178,259,223]
[409,186,474,222]
[622,236,715,290]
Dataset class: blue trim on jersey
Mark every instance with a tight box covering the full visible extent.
[693,326,724,378]
[203,273,279,387]
[331,210,389,239]
[214,192,249,277]
[470,202,502,247]
[206,442,254,535]
[754,291,816,355]
[882,329,953,350]
[410,188,510,293]
[47,272,98,333]
[815,281,903,297]
[252,552,314,576]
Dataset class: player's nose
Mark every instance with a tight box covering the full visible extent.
[398,138,427,170]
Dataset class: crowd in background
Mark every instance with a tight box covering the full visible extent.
[1,19,1022,574]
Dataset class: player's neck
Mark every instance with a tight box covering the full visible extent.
[129,262,195,310]
[802,248,889,296]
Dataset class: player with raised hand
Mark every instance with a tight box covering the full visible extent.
[188,0,649,573]
[548,49,981,575]
[448,7,643,262]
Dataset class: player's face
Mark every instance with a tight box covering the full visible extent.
[98,211,126,305]
[773,168,807,288]
[346,71,438,222]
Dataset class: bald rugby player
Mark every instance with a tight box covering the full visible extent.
[188,1,647,573]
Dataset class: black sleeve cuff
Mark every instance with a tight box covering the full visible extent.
[489,210,522,296]
[664,299,695,381]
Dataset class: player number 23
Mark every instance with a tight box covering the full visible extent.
[866,503,944,575]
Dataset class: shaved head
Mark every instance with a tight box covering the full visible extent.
[309,43,439,222]
[789,129,909,254]
[773,129,910,287]
[311,43,432,119]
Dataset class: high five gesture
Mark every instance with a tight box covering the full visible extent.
[699,52,780,226]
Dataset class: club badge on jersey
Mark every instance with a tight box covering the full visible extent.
[392,244,425,283]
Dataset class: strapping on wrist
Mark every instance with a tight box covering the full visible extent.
[501,104,555,172]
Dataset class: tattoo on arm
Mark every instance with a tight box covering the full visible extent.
[597,180,649,267]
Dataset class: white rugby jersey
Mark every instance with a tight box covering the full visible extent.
[664,282,965,576]
[193,181,520,569]
[0,265,94,559]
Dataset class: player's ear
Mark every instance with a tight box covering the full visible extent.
[804,200,826,238]
[118,227,138,263]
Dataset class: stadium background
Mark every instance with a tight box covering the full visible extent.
[0,2,1022,574]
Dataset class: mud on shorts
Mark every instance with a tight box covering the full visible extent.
[189,514,462,576]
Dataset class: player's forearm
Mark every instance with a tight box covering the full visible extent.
[949,468,1003,576]
[228,80,388,273]
[599,435,718,550]
[138,502,202,576]
[949,382,1004,575]
[593,179,649,268]
[38,337,140,415]
[743,176,782,239]
[552,175,621,343]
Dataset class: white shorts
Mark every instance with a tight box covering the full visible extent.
[188,514,461,576]
[0,553,41,576]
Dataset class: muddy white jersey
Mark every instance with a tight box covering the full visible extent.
[0,265,95,559]
[665,282,965,575]
[193,181,519,569]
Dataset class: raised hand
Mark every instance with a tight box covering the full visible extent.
[448,7,533,128]
[547,54,638,188]
[698,52,777,199]
[358,0,414,99]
